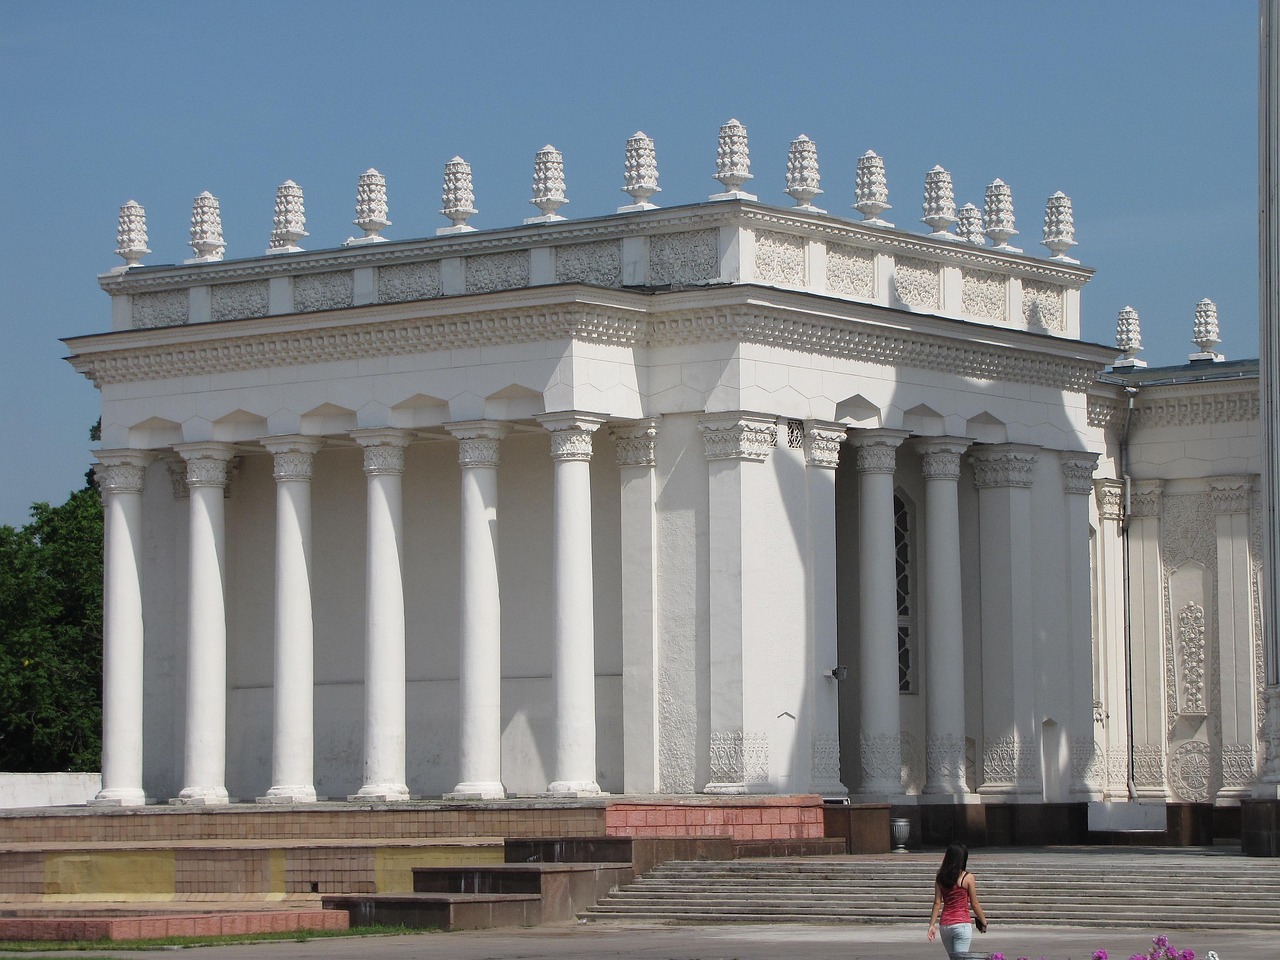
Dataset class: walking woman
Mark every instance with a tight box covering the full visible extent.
[927,843,988,958]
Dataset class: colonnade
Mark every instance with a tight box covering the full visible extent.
[92,413,1100,804]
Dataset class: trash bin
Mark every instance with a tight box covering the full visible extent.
[890,817,910,853]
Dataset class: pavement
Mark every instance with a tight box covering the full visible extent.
[0,921,1265,960]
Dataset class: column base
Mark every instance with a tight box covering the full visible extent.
[349,783,410,802]
[445,781,507,801]
[546,780,602,796]
[90,787,147,807]
[256,785,317,804]
[171,786,229,806]
[920,784,974,801]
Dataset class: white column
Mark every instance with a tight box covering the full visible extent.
[350,429,412,801]
[916,437,972,798]
[804,421,848,797]
[1128,480,1169,799]
[93,450,155,806]
[537,412,607,795]
[172,442,237,805]
[969,443,1040,798]
[848,429,909,797]
[614,419,661,794]
[1209,476,1258,800]
[1062,452,1103,800]
[257,437,323,804]
[444,421,509,800]
[1093,479,1130,799]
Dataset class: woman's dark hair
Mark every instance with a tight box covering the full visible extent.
[936,842,969,889]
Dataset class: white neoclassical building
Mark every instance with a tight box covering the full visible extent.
[66,129,1267,827]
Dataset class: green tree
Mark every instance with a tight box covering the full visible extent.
[0,471,103,772]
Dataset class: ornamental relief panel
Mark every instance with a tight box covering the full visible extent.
[294,271,355,312]
[649,229,719,286]
[708,731,744,784]
[1070,736,1105,789]
[961,268,1007,321]
[859,732,902,786]
[1021,279,1064,331]
[1167,739,1213,802]
[555,241,623,287]
[1161,493,1216,571]
[1132,744,1165,787]
[466,251,531,294]
[132,289,189,328]
[743,732,769,785]
[211,281,268,323]
[811,734,841,785]
[892,257,940,309]
[1222,742,1256,787]
[1176,601,1208,717]
[981,734,1039,786]
[754,231,806,286]
[825,243,875,298]
[899,730,924,793]
[378,262,442,303]
[925,732,967,785]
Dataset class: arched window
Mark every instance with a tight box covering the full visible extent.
[893,490,917,693]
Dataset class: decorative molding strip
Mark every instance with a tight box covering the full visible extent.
[802,420,846,469]
[699,412,777,462]
[1086,394,1123,428]
[613,418,659,468]
[970,444,1038,489]
[1208,475,1253,515]
[1130,389,1260,429]
[1094,478,1123,521]
[1129,479,1164,518]
[1060,452,1099,495]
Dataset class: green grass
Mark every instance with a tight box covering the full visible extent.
[0,923,431,952]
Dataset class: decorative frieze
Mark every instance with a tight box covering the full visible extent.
[132,289,189,328]
[466,251,531,294]
[1208,475,1252,515]
[981,734,1038,785]
[743,732,769,785]
[754,231,806,286]
[115,200,150,268]
[1022,279,1064,331]
[1161,492,1215,570]
[1222,742,1257,788]
[377,262,443,303]
[859,731,902,787]
[1167,740,1212,802]
[961,268,1006,321]
[802,421,846,469]
[811,734,841,786]
[649,229,719,286]
[926,732,967,786]
[825,243,875,298]
[293,271,355,312]
[1070,736,1105,789]
[1128,479,1164,519]
[709,731,744,785]
[1094,479,1124,522]
[1132,744,1166,787]
[970,444,1037,489]
[613,419,659,468]
[211,281,269,323]
[1129,390,1259,429]
[699,413,777,462]
[1060,452,1099,496]
[555,241,623,287]
[893,257,940,309]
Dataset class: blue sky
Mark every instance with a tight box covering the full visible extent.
[0,3,1258,526]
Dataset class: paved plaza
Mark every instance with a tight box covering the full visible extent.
[0,922,1269,960]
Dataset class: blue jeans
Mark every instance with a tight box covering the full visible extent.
[940,922,973,958]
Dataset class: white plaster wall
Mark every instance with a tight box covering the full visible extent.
[0,773,102,808]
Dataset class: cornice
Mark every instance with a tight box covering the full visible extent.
[1130,385,1260,429]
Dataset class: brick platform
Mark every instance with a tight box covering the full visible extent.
[0,908,347,941]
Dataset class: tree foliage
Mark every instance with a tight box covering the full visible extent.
[0,481,103,772]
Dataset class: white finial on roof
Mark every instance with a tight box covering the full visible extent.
[956,202,985,245]
[266,180,307,255]
[439,157,478,235]
[346,169,391,245]
[1113,306,1146,369]
[1190,298,1224,361]
[854,150,892,227]
[526,145,568,223]
[619,132,660,212]
[785,135,824,212]
[711,119,756,201]
[1041,191,1078,263]
[921,165,957,239]
[115,200,150,269]
[186,191,225,263]
[983,179,1020,252]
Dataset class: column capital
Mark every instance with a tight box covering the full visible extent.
[446,420,510,469]
[173,442,238,488]
[1208,475,1253,515]
[94,449,156,495]
[1060,451,1100,496]
[969,442,1039,489]
[1094,478,1124,521]
[537,411,608,462]
[802,419,847,469]
[612,418,660,468]
[261,435,324,482]
[914,436,972,481]
[1130,478,1165,518]
[847,428,909,474]
[351,428,412,475]
[699,412,778,462]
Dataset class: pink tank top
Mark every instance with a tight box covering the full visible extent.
[940,873,970,925]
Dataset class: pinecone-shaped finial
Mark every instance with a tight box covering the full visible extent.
[439,157,478,235]
[711,119,756,200]
[1190,298,1223,361]
[526,145,568,223]
[186,191,225,263]
[346,168,390,245]
[983,179,1020,251]
[921,165,957,239]
[266,180,308,254]
[1042,191,1078,262]
[854,150,892,226]
[785,135,824,212]
[619,131,660,212]
[115,200,150,269]
[956,203,985,245]
[1114,306,1145,368]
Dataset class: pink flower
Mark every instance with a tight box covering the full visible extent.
[991,954,1005,960]
[1093,952,1109,960]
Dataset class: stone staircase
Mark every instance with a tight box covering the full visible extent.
[583,848,1280,930]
